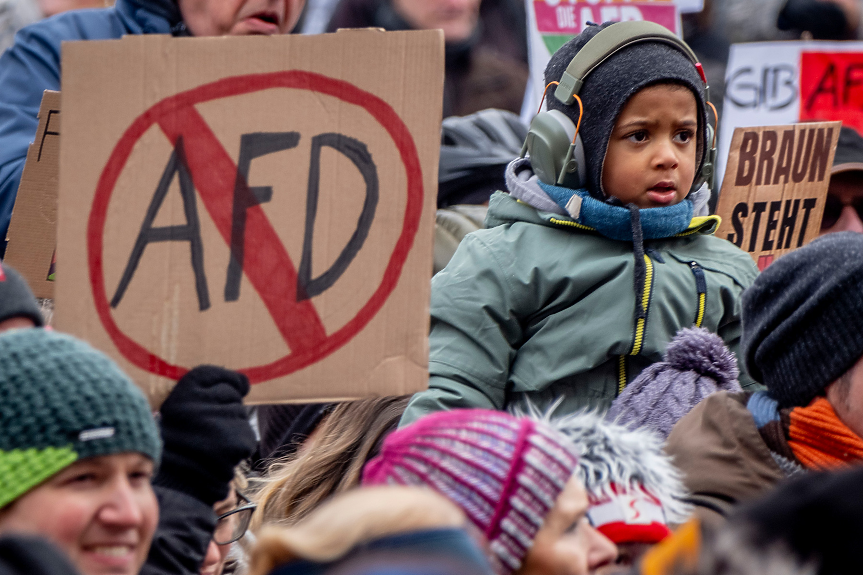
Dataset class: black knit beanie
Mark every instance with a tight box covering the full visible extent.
[543,22,707,200]
[742,232,863,408]
[0,263,43,327]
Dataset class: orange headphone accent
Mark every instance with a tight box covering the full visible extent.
[537,81,559,114]
[539,81,584,147]
[706,101,718,149]
[571,94,584,147]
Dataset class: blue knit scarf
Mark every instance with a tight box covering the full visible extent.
[538,182,694,241]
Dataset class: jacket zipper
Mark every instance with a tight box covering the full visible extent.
[549,217,594,231]
[689,261,707,328]
[618,253,654,394]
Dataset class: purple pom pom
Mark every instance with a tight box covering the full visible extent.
[663,327,739,387]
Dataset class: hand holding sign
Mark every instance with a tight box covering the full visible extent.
[155,365,255,505]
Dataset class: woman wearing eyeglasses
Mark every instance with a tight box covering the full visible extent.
[201,476,256,575]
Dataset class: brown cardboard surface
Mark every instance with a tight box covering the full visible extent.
[715,122,840,271]
[4,90,60,299]
[56,31,444,406]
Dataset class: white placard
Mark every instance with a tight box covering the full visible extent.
[717,41,863,190]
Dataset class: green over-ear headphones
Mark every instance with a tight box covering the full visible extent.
[522,20,717,193]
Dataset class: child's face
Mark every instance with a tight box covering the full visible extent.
[601,84,698,209]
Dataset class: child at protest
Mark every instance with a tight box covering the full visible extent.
[401,20,759,425]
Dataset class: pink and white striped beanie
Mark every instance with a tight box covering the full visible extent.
[362,409,580,574]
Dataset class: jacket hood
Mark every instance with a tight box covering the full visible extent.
[505,157,568,215]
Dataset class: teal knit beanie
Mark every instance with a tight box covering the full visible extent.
[0,329,161,508]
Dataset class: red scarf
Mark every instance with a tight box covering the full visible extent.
[788,397,863,470]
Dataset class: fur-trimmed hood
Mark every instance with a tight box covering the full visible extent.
[513,403,691,525]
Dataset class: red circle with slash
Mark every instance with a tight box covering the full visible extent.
[87,71,423,383]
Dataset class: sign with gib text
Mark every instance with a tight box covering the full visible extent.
[715,122,840,271]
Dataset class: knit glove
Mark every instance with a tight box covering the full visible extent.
[154,365,256,506]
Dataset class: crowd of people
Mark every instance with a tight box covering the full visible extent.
[2,0,863,575]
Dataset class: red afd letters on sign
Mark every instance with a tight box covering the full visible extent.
[800,52,863,134]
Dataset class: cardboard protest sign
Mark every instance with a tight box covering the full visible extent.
[523,0,683,122]
[718,41,863,189]
[3,90,60,298]
[715,122,840,270]
[55,30,444,406]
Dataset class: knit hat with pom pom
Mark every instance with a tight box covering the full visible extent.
[606,327,741,439]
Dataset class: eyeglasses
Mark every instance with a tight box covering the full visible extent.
[212,491,256,546]
[821,193,863,230]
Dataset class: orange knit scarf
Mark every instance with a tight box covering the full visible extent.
[788,397,863,470]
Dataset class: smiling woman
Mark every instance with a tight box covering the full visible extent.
[0,454,158,575]
[0,329,162,575]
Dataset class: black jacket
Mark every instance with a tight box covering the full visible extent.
[143,486,216,575]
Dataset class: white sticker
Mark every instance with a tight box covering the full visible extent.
[565,194,583,219]
[78,427,115,442]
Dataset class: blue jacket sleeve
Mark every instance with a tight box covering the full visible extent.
[0,10,128,242]
[0,23,63,241]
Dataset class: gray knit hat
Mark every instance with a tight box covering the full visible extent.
[742,232,863,408]
[606,327,741,439]
[0,262,43,328]
[0,329,161,508]
[544,21,708,200]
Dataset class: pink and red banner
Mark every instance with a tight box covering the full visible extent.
[533,1,679,35]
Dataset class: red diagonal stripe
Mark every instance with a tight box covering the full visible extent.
[157,108,327,352]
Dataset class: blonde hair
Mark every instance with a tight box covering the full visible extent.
[249,486,465,575]
[251,395,408,529]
